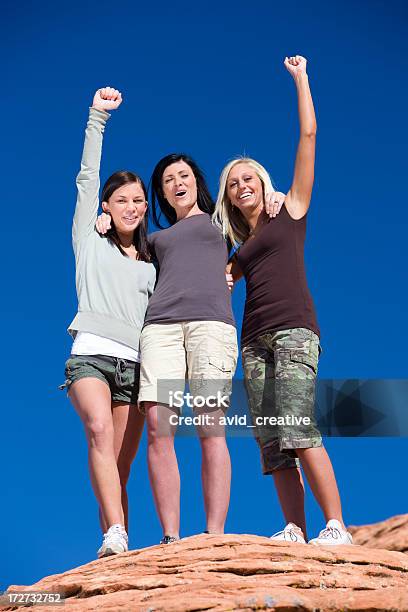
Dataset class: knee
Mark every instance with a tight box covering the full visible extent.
[145,404,175,444]
[146,416,160,444]
[86,420,113,449]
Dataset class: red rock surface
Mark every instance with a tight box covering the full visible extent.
[2,529,408,611]
[349,513,408,553]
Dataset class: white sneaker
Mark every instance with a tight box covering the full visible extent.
[309,519,353,546]
[270,523,306,544]
[97,524,128,558]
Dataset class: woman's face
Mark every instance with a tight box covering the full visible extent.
[102,182,147,235]
[162,161,198,214]
[226,163,264,213]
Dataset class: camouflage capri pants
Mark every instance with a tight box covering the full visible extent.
[242,327,322,475]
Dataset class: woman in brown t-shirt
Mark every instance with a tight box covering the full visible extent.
[213,56,353,546]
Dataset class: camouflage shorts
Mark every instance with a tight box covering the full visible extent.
[242,327,322,475]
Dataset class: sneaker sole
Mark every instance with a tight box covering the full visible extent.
[98,546,126,558]
[270,538,306,544]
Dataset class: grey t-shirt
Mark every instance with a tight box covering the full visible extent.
[68,107,156,350]
[145,213,235,326]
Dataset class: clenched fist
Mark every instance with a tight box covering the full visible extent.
[92,87,123,111]
[284,55,307,78]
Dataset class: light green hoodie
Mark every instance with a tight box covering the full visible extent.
[68,107,156,350]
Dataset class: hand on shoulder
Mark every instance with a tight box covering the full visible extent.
[96,212,112,234]
[264,191,286,218]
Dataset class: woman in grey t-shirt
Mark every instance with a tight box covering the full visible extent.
[140,154,238,544]
[97,154,238,542]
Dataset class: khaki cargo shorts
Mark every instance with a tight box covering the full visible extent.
[138,321,238,411]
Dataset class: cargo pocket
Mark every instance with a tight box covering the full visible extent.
[190,354,233,409]
[289,349,318,377]
[208,355,233,375]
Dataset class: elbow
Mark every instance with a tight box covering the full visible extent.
[301,128,317,139]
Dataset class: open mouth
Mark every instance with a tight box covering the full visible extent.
[122,217,138,224]
[176,190,187,198]
[239,192,253,200]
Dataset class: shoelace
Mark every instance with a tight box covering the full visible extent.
[103,525,127,542]
[272,527,302,542]
[287,528,302,542]
[285,527,303,542]
[319,526,341,540]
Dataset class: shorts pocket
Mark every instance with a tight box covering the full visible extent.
[208,356,233,374]
[289,349,318,376]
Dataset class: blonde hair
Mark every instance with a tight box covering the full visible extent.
[212,157,275,247]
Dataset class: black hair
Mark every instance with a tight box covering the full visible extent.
[150,153,214,228]
[101,171,151,262]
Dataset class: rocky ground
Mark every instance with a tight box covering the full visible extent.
[2,515,408,611]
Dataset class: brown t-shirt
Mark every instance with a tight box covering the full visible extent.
[144,213,235,327]
[236,204,320,346]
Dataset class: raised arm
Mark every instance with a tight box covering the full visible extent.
[72,87,122,246]
[284,56,317,220]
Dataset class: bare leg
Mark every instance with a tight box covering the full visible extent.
[98,507,106,534]
[98,403,144,533]
[111,402,145,533]
[296,446,344,527]
[144,402,180,538]
[198,414,231,533]
[272,466,307,538]
[69,378,124,529]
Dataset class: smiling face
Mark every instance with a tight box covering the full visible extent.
[226,162,264,215]
[162,160,198,215]
[102,182,147,235]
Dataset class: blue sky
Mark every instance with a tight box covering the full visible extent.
[2,0,407,592]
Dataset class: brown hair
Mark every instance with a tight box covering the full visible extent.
[101,171,151,262]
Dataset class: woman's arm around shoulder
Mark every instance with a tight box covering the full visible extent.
[283,56,317,221]
[226,251,244,286]
[73,87,122,244]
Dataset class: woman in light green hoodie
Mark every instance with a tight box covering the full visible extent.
[63,87,156,558]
